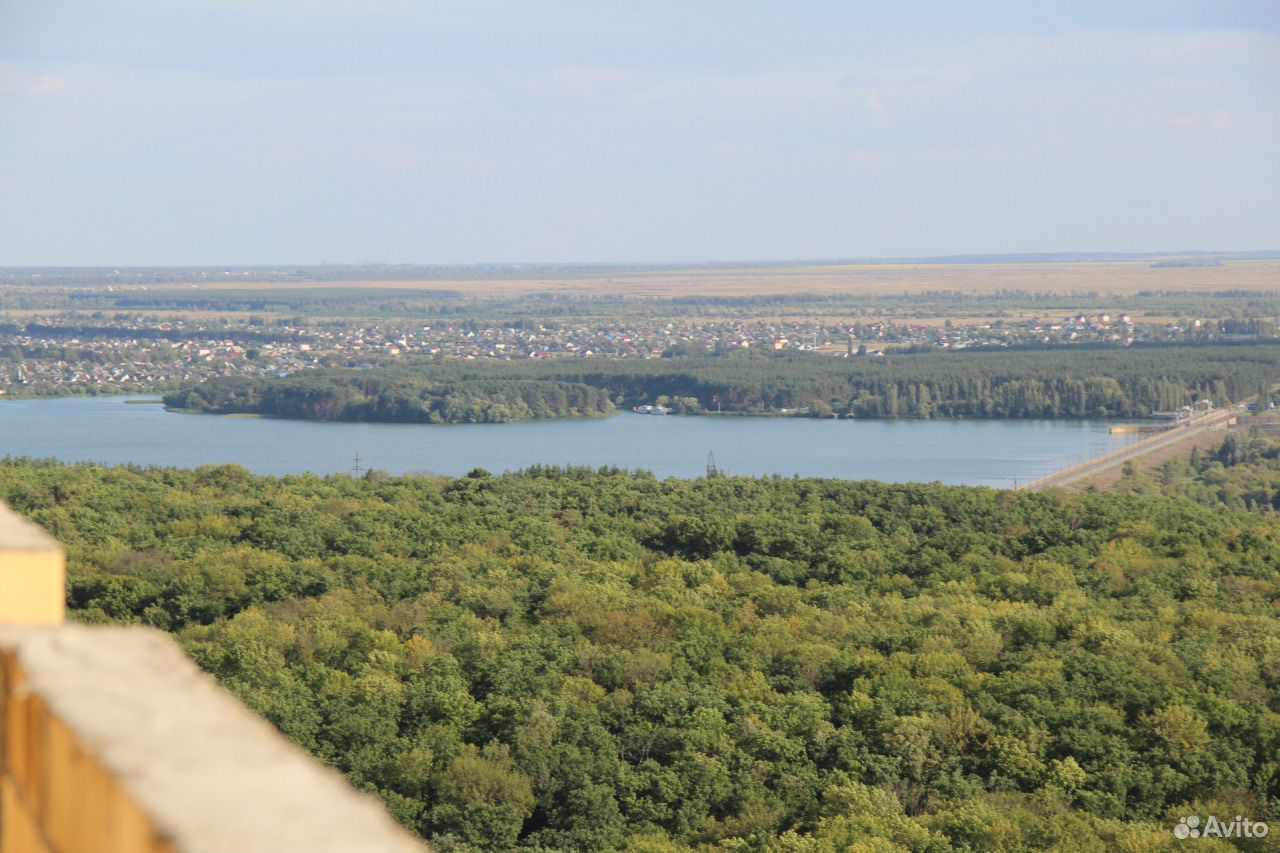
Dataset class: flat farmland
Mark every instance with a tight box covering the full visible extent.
[166,260,1280,299]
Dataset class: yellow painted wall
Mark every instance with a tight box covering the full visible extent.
[0,550,65,627]
[0,650,174,853]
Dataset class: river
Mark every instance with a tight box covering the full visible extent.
[0,396,1150,487]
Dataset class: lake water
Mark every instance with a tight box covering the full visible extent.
[0,396,1145,487]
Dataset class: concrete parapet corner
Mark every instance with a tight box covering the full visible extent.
[0,625,429,853]
[0,504,65,626]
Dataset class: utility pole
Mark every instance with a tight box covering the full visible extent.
[352,453,363,478]
[706,451,719,479]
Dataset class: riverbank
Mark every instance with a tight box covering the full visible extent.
[1058,413,1280,492]
[1018,408,1238,491]
[1060,427,1228,491]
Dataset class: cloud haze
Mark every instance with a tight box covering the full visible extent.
[1,1,1277,264]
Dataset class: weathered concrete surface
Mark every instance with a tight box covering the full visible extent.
[0,504,64,626]
[0,625,428,853]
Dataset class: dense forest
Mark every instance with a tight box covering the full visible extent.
[171,343,1280,422]
[163,371,616,424]
[2,459,1277,852]
[512,344,1279,418]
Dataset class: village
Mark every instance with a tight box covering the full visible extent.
[0,308,1267,397]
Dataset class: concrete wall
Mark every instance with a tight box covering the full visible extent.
[0,645,172,852]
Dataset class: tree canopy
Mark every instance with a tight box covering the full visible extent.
[164,371,616,424]
[168,343,1280,422]
[2,459,1277,852]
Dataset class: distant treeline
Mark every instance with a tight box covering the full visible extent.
[0,323,312,344]
[485,345,1280,418]
[67,288,464,314]
[8,278,1280,320]
[164,370,616,424]
[168,343,1280,422]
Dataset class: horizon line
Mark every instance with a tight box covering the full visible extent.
[3,249,1280,272]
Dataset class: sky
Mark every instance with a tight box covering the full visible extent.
[1,1,1278,265]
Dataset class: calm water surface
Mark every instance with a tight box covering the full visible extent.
[0,396,1143,487]
[0,394,1141,484]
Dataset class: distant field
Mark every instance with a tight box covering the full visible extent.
[7,260,1277,324]
[167,260,1280,298]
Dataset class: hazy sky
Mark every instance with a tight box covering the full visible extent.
[1,1,1278,265]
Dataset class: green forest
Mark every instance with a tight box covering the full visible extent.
[167,343,1280,422]
[163,371,617,424]
[2,459,1277,852]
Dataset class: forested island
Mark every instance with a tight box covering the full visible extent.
[166,343,1280,423]
[163,371,617,424]
[3,455,1277,852]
